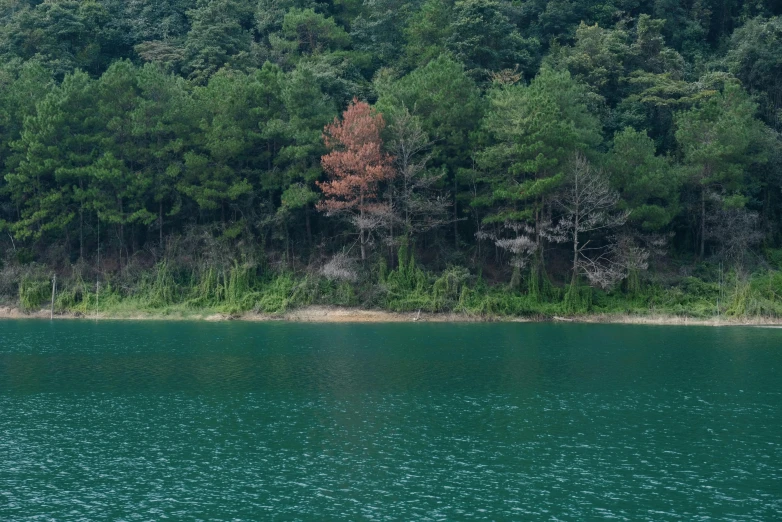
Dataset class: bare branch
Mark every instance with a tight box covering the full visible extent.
[551,152,641,288]
[386,106,451,241]
[321,251,358,282]
[705,205,763,269]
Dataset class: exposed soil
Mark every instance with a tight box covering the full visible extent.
[1,305,781,326]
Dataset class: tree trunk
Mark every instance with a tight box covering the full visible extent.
[361,229,367,261]
[285,223,291,268]
[572,176,580,287]
[64,227,71,262]
[305,205,312,247]
[96,215,100,273]
[360,193,366,261]
[117,225,122,269]
[79,179,84,260]
[119,198,125,270]
[453,172,458,248]
[159,200,163,249]
[79,209,84,260]
[700,188,706,259]
[389,182,395,268]
[534,204,542,287]
[571,228,579,289]
[403,169,409,237]
[131,225,138,257]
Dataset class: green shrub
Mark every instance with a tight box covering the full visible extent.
[764,248,782,270]
[562,284,592,314]
[141,261,178,307]
[19,276,50,311]
[222,262,259,312]
[725,270,782,317]
[255,273,296,313]
[15,248,34,265]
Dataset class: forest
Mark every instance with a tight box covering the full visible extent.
[1,0,781,318]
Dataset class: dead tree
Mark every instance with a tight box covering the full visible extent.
[487,222,539,269]
[548,153,632,290]
[386,107,450,244]
[706,205,763,271]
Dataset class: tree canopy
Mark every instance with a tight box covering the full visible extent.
[1,0,781,307]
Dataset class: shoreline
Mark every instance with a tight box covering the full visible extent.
[1,305,780,326]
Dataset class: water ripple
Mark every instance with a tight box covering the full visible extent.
[0,321,780,520]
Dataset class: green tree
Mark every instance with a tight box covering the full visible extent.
[178,68,260,222]
[350,0,412,68]
[0,0,122,78]
[0,59,53,182]
[375,55,483,245]
[280,8,350,56]
[674,82,768,258]
[545,22,630,106]
[725,16,782,130]
[129,64,193,247]
[477,66,602,282]
[92,61,160,264]
[5,70,97,253]
[605,127,680,231]
[267,65,336,248]
[446,0,540,80]
[182,0,255,84]
[401,0,452,69]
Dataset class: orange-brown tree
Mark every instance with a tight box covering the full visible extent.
[318,99,395,261]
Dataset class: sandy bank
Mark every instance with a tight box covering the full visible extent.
[0,305,491,323]
[1,305,781,326]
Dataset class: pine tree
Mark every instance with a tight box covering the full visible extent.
[317,99,395,261]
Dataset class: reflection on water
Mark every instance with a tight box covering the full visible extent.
[1,321,780,520]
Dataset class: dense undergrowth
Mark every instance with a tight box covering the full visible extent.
[5,247,781,320]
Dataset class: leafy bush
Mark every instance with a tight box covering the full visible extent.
[19,275,50,311]
[255,273,296,313]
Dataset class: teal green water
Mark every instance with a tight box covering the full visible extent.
[0,321,780,520]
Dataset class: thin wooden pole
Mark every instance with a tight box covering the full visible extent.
[96,215,100,321]
[50,274,56,320]
[717,261,722,319]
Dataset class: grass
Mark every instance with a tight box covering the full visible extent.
[7,252,782,321]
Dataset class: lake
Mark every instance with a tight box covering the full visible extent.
[0,321,780,520]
